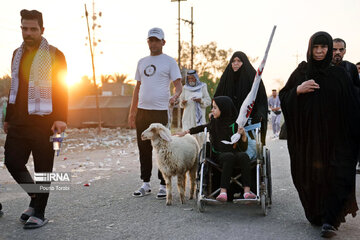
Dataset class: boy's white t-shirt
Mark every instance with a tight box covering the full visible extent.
[135,54,181,110]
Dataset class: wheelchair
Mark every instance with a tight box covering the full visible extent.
[196,121,272,215]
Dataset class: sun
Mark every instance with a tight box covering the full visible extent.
[66,68,83,87]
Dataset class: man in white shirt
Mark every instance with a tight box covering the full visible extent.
[128,27,182,199]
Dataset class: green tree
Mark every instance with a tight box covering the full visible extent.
[200,71,220,121]
[180,41,258,79]
[179,41,233,79]
[200,71,218,99]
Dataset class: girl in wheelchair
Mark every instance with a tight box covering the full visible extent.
[176,96,256,202]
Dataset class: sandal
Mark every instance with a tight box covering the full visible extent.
[156,188,166,199]
[132,187,151,197]
[244,191,256,199]
[321,223,337,238]
[20,207,35,223]
[23,216,49,229]
[216,192,228,202]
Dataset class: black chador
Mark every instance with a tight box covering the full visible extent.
[279,31,360,228]
[215,51,268,144]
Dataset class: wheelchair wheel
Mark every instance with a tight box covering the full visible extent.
[265,148,272,205]
[197,198,205,212]
[261,193,267,216]
[256,142,262,160]
[195,181,204,213]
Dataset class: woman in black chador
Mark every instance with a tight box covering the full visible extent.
[280,31,360,238]
[214,51,268,145]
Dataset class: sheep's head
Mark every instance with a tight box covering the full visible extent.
[141,123,172,142]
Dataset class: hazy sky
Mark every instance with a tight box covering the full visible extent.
[0,0,359,93]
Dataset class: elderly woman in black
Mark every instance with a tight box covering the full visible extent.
[214,51,268,145]
[279,31,360,238]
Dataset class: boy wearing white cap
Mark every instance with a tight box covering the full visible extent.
[128,27,182,199]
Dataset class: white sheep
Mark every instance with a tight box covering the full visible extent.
[141,123,199,205]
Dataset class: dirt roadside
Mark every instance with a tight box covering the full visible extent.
[0,127,140,202]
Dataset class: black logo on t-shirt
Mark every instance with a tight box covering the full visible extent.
[144,65,156,77]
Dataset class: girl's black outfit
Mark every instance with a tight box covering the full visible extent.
[189,96,251,190]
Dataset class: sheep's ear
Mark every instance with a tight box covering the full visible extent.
[159,128,172,142]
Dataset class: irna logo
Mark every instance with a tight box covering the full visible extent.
[34,172,71,182]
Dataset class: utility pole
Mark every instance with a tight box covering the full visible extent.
[190,7,193,69]
[181,6,194,69]
[171,0,186,129]
[178,0,181,69]
[84,0,103,132]
[171,0,185,68]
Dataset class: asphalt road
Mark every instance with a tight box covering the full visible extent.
[0,135,359,240]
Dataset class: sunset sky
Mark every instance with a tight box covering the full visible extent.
[0,0,359,93]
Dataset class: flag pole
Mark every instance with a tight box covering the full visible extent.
[236,25,277,127]
[222,25,277,145]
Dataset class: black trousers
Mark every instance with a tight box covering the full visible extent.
[357,143,360,165]
[4,125,54,218]
[135,108,168,185]
[215,152,251,189]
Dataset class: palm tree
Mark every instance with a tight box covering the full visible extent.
[100,74,114,84]
[113,73,128,95]
[113,73,128,84]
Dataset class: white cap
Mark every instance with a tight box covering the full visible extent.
[148,27,165,40]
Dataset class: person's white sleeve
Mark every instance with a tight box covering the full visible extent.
[135,60,141,82]
[179,91,185,108]
[201,85,211,108]
[170,58,182,81]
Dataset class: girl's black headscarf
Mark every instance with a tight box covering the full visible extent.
[213,96,238,126]
[306,31,333,79]
[214,51,255,110]
[210,96,238,152]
